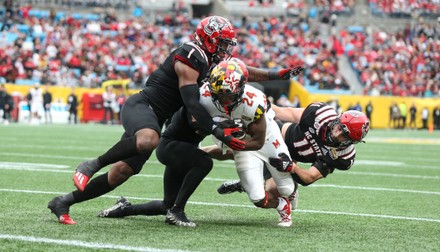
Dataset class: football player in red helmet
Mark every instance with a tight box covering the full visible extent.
[48,15,246,225]
[194,16,237,64]
[208,102,370,212]
[324,110,370,147]
[195,16,304,80]
[48,14,304,226]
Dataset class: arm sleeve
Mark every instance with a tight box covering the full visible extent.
[312,159,335,178]
[180,84,213,134]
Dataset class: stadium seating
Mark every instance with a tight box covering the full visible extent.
[0,2,438,97]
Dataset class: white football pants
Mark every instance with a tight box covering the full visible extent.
[233,117,296,203]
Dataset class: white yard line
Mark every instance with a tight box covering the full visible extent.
[0,160,439,180]
[310,184,440,195]
[1,188,440,224]
[366,137,440,145]
[0,234,190,252]
[347,171,440,180]
[0,166,439,181]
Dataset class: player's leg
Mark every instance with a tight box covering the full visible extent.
[97,164,176,219]
[265,177,299,211]
[73,93,161,191]
[158,138,212,227]
[262,118,296,197]
[233,151,278,207]
[48,155,146,224]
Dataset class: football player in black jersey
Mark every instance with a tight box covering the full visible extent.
[210,102,370,205]
[96,59,255,227]
[48,15,304,224]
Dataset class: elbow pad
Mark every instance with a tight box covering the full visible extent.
[313,159,331,178]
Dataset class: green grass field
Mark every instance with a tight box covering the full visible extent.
[0,124,439,252]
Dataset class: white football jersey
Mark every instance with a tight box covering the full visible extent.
[200,82,295,201]
[199,82,268,128]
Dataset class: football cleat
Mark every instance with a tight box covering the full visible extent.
[73,160,96,191]
[165,208,196,228]
[97,197,131,218]
[217,180,245,194]
[277,197,292,227]
[48,196,76,225]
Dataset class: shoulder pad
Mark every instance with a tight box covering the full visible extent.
[180,42,210,63]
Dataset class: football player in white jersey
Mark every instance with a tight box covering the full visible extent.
[199,59,296,227]
[97,59,296,227]
[209,102,370,213]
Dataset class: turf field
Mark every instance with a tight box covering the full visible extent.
[0,124,439,252]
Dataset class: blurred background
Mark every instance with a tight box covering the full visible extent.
[0,0,439,130]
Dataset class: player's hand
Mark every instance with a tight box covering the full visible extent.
[226,137,246,150]
[215,119,246,139]
[276,66,305,80]
[212,126,246,150]
[269,153,293,172]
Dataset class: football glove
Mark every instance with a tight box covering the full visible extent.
[216,119,246,139]
[269,153,294,172]
[269,66,305,80]
[212,126,246,150]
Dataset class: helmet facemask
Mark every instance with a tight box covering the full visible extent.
[325,111,370,148]
[324,119,342,147]
[211,38,237,64]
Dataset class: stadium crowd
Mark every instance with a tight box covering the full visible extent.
[368,0,440,17]
[0,1,439,97]
[0,2,352,91]
[346,21,440,97]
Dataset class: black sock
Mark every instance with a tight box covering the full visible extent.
[72,173,113,204]
[174,155,213,210]
[61,192,76,206]
[98,136,138,167]
[171,205,183,212]
[87,159,101,174]
[127,200,167,216]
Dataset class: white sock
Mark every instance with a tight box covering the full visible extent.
[276,197,286,211]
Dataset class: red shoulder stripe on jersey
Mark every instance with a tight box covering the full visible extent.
[174,55,200,74]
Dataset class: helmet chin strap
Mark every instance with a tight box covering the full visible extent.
[212,53,221,64]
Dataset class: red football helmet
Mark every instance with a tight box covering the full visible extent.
[208,59,247,113]
[195,16,237,63]
[339,110,370,146]
[324,110,370,147]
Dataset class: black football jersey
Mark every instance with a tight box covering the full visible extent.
[162,106,205,145]
[140,41,211,122]
[284,102,356,177]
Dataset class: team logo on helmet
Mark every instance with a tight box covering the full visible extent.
[204,16,229,36]
[208,59,246,113]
